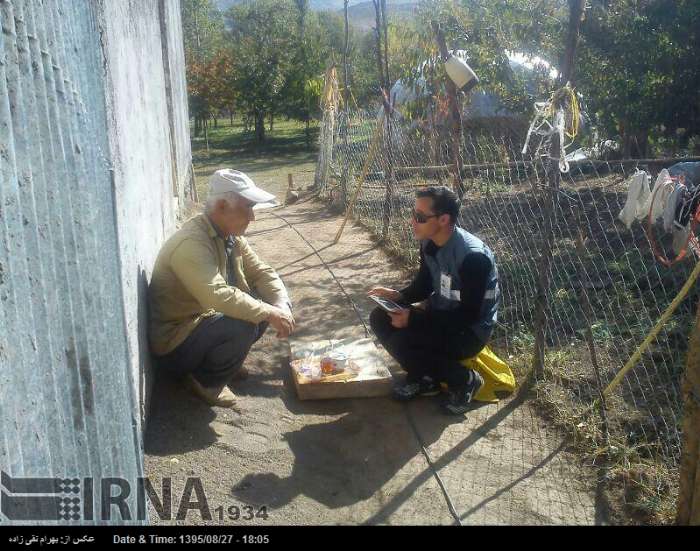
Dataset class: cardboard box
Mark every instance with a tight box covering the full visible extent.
[289,337,394,400]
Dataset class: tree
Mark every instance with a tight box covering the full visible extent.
[181,0,346,143]
[341,1,566,116]
[225,0,297,143]
[279,9,342,146]
[577,0,700,157]
[279,0,320,144]
[181,0,225,65]
[181,0,226,136]
[186,50,235,137]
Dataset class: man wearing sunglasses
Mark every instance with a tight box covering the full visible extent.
[368,186,499,415]
[149,169,294,410]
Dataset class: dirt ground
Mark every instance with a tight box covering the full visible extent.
[143,190,610,525]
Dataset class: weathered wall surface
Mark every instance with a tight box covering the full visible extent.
[98,0,192,430]
[0,0,191,524]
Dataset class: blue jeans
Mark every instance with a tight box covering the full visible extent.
[157,314,268,387]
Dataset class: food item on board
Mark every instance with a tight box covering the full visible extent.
[320,351,348,375]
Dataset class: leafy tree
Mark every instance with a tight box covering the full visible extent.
[222,0,346,143]
[186,50,236,136]
[346,29,380,106]
[577,0,700,157]
[181,0,226,135]
[340,1,565,114]
[182,0,225,65]
[349,0,696,158]
[178,0,699,157]
[280,9,344,145]
[225,0,297,142]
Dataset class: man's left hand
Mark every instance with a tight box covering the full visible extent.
[274,300,295,324]
[388,308,410,329]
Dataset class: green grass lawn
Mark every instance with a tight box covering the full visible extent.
[191,117,320,201]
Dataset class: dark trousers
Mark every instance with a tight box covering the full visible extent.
[369,307,485,388]
[157,314,268,388]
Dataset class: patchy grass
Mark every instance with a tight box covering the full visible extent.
[529,375,680,525]
[191,117,320,201]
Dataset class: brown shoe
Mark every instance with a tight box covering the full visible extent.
[229,366,249,382]
[185,374,239,409]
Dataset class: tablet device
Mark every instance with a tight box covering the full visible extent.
[369,295,406,313]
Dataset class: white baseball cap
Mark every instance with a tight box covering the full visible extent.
[208,169,277,206]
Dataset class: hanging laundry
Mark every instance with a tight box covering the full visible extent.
[670,162,700,227]
[663,183,685,233]
[675,188,700,227]
[618,170,651,228]
[641,169,674,223]
[672,225,691,256]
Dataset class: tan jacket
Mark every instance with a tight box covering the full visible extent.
[149,214,289,356]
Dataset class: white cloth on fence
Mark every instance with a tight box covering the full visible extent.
[641,169,674,223]
[663,182,685,233]
[618,170,651,228]
[673,225,691,255]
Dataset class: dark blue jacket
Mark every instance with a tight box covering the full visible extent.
[400,227,499,345]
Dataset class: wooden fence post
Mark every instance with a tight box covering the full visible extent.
[531,0,585,378]
[432,21,464,198]
[340,0,351,208]
[677,300,700,524]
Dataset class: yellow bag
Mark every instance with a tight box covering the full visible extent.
[460,346,516,403]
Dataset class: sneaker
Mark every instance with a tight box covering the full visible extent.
[185,374,239,409]
[392,376,440,401]
[441,371,484,415]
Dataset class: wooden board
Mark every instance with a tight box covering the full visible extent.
[288,337,394,400]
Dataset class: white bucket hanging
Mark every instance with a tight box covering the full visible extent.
[444,54,478,92]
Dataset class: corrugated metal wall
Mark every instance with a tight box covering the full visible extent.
[0,0,143,523]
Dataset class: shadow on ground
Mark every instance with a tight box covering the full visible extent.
[143,199,602,525]
[145,373,219,455]
[228,354,480,511]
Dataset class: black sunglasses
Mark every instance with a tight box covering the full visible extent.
[412,210,440,224]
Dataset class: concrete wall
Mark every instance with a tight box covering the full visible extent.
[0,0,191,524]
[160,0,193,205]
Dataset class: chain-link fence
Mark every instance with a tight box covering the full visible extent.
[315,104,700,523]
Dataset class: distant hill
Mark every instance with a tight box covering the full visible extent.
[344,1,418,31]
[213,0,420,32]
[215,0,420,30]
[310,0,417,11]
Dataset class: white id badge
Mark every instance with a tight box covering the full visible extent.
[440,272,452,298]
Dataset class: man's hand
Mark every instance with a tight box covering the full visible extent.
[388,308,410,329]
[267,306,295,339]
[367,286,402,302]
[274,300,295,322]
